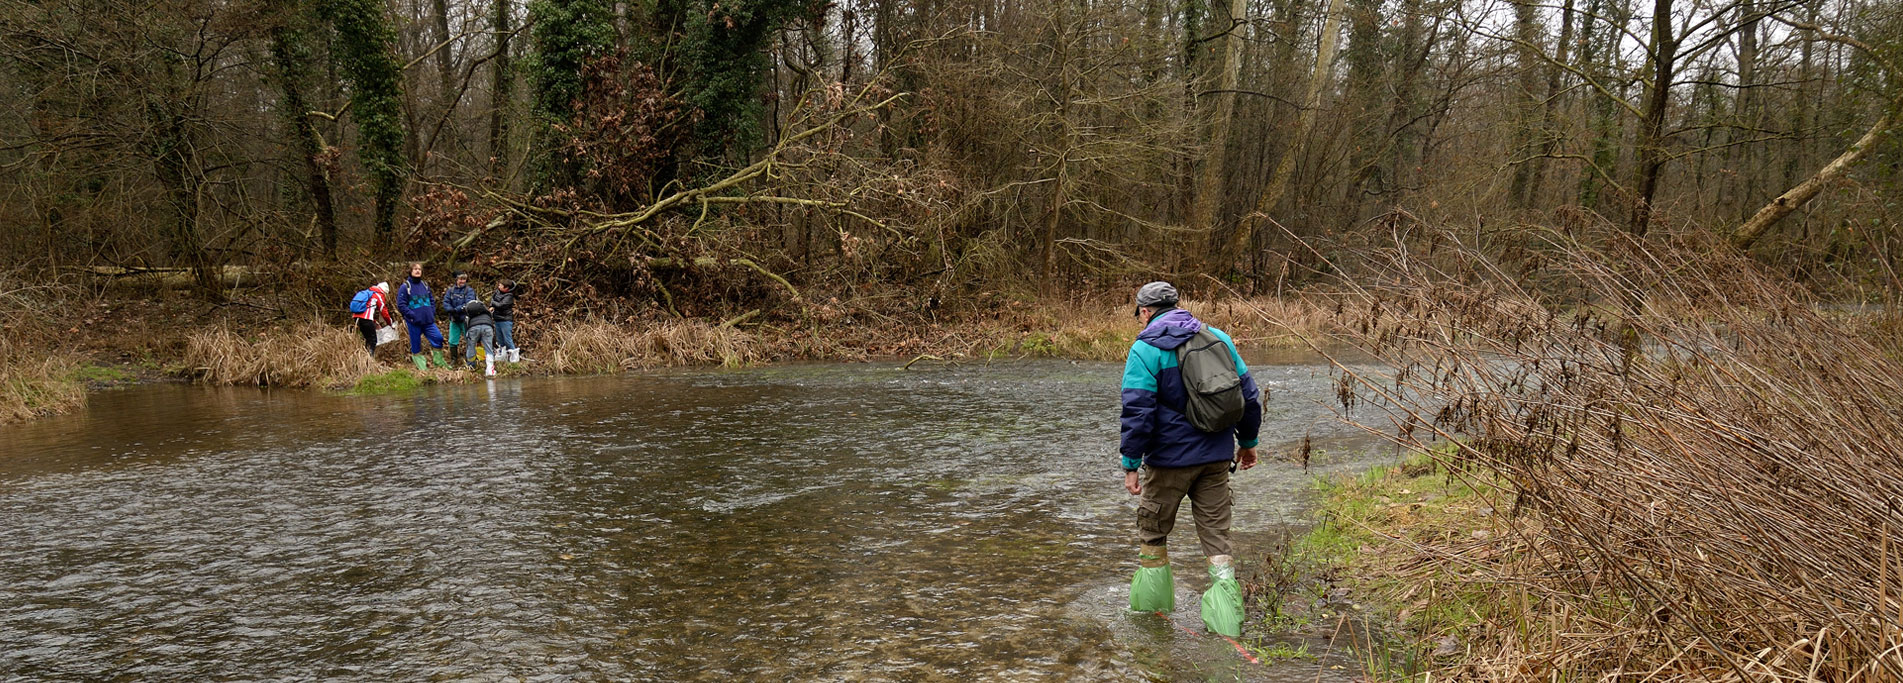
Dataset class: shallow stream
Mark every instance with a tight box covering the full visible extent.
[0,357,1388,681]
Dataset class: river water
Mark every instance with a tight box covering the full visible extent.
[0,358,1387,681]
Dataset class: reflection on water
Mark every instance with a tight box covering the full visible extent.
[0,358,1383,680]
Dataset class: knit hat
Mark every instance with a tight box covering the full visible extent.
[374,282,389,293]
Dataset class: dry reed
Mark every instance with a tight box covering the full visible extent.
[182,319,387,388]
[1307,218,1903,680]
[0,271,89,422]
[0,347,84,423]
[541,319,760,374]
[979,296,1336,361]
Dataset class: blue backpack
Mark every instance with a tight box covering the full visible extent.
[348,289,373,314]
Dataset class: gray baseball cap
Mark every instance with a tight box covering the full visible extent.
[1134,281,1179,308]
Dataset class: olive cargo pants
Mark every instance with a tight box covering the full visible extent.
[1137,460,1233,558]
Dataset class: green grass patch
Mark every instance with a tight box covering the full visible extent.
[1,354,87,423]
[339,369,426,395]
[68,364,134,385]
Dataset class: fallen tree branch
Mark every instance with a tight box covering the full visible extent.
[648,256,803,302]
[1735,15,1903,249]
[1731,103,1896,249]
[718,309,761,329]
[901,353,946,370]
[581,93,905,236]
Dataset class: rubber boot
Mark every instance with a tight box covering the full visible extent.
[410,354,429,372]
[430,349,449,369]
[1130,544,1174,612]
[1200,555,1244,637]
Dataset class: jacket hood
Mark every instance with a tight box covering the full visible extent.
[1137,308,1202,351]
[461,300,489,316]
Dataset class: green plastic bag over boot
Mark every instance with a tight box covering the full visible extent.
[430,349,449,369]
[411,354,429,371]
[1201,557,1243,637]
[1130,545,1174,612]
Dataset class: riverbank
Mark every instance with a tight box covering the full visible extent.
[1269,447,1502,678]
[1285,238,1903,680]
[0,287,1335,424]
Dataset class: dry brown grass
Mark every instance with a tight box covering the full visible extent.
[0,346,85,424]
[181,319,389,388]
[541,319,760,374]
[1309,218,1903,680]
[0,271,90,422]
[967,295,1339,361]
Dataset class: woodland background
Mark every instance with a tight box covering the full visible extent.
[0,0,1899,311]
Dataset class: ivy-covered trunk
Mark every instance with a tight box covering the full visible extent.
[269,14,340,260]
[527,0,615,190]
[320,0,408,254]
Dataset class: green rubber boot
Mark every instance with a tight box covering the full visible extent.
[1130,544,1174,612]
[411,354,429,371]
[1200,555,1243,637]
[430,349,449,369]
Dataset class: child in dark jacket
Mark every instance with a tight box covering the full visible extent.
[460,299,497,376]
[492,280,521,363]
[441,272,478,356]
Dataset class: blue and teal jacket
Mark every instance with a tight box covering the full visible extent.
[397,277,437,327]
[1119,308,1263,470]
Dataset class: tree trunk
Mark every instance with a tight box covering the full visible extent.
[321,0,410,254]
[1041,2,1075,291]
[1628,0,1677,235]
[433,0,455,101]
[1575,0,1615,208]
[1231,0,1347,265]
[1190,0,1246,236]
[489,0,513,178]
[1729,0,1759,219]
[270,24,340,259]
[1342,0,1385,207]
[1384,0,1426,195]
[1507,0,1542,208]
[1527,0,1575,207]
[152,110,218,297]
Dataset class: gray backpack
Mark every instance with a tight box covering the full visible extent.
[1176,327,1246,432]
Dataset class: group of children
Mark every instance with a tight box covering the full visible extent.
[349,263,521,377]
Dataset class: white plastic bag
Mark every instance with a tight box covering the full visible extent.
[375,324,400,346]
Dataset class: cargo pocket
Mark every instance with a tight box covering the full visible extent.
[1136,498,1167,534]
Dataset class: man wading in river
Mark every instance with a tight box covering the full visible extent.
[1119,281,1262,637]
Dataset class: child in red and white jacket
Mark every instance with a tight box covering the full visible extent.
[352,282,393,355]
